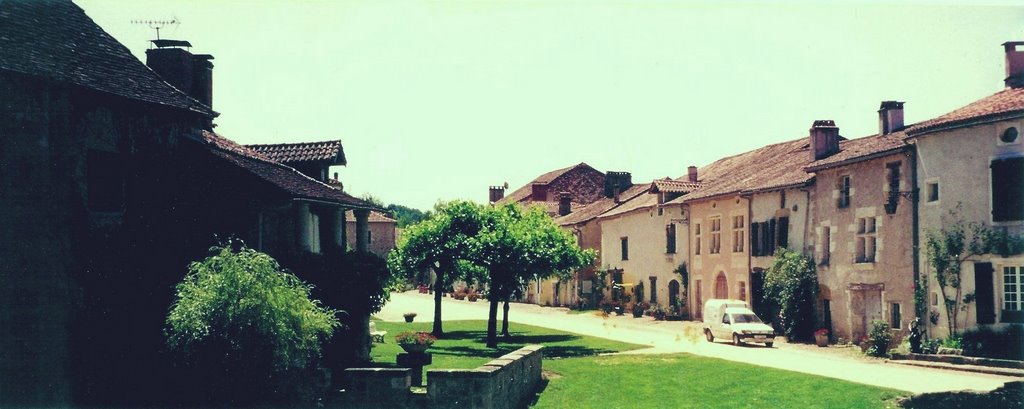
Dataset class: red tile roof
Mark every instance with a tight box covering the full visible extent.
[596,184,660,220]
[200,131,375,209]
[652,178,702,193]
[804,132,909,171]
[671,137,817,203]
[500,162,602,204]
[907,88,1024,136]
[247,140,347,166]
[0,0,214,117]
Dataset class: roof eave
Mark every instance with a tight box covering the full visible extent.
[803,146,910,172]
[906,110,1024,139]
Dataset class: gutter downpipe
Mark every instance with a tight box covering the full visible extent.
[741,194,753,305]
[910,146,922,322]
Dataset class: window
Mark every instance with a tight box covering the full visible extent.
[87,150,124,211]
[777,217,789,249]
[885,162,902,214]
[367,230,372,243]
[821,226,831,265]
[855,217,876,263]
[738,281,747,302]
[891,303,902,329]
[926,181,940,203]
[694,223,702,255]
[666,224,677,254]
[837,175,851,208]
[1001,127,1019,144]
[991,157,1024,222]
[620,237,629,260]
[650,277,658,303]
[709,217,722,254]
[1005,266,1022,311]
[732,215,745,252]
[750,222,760,256]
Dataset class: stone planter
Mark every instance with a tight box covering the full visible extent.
[400,343,430,354]
[403,314,416,323]
[815,334,829,347]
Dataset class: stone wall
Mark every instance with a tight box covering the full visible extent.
[342,345,544,409]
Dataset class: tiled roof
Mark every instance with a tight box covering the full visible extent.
[596,183,660,220]
[652,178,702,193]
[247,140,347,166]
[200,131,375,209]
[555,184,648,226]
[345,210,396,223]
[907,88,1024,136]
[0,0,214,117]
[500,162,602,204]
[672,137,817,203]
[805,132,909,171]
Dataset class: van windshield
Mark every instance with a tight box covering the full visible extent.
[730,313,763,324]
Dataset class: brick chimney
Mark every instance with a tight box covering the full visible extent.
[605,171,632,199]
[809,120,840,161]
[488,185,505,203]
[1004,41,1024,88]
[558,192,572,216]
[687,166,698,182]
[146,39,214,108]
[878,101,905,135]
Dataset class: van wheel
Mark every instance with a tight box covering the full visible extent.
[765,342,774,348]
[733,334,742,346]
[705,330,714,342]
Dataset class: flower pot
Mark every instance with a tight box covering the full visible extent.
[404,315,416,323]
[614,306,624,316]
[815,334,828,347]
[632,309,643,318]
[400,343,430,354]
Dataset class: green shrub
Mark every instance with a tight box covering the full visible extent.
[962,325,1024,360]
[165,244,340,404]
[866,320,892,357]
[941,334,963,350]
[764,248,819,342]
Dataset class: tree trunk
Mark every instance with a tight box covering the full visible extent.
[487,299,499,348]
[353,313,371,363]
[433,271,444,336]
[501,301,510,337]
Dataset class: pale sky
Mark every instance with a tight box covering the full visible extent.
[76,0,1024,211]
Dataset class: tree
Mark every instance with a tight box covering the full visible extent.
[474,204,595,348]
[165,243,339,404]
[388,200,485,336]
[925,209,992,337]
[763,248,818,342]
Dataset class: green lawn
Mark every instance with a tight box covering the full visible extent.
[369,320,907,408]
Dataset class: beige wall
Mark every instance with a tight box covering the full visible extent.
[811,152,914,341]
[688,195,749,318]
[345,220,396,257]
[915,120,1024,336]
[598,202,688,308]
[750,187,811,270]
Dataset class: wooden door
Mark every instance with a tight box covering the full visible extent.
[714,273,728,299]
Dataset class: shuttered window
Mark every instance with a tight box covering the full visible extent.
[992,157,1024,222]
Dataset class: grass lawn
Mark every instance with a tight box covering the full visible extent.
[369,320,645,369]
[538,354,907,409]
[369,320,906,408]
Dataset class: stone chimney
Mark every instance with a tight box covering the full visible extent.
[558,192,572,216]
[488,185,506,203]
[1004,41,1024,88]
[809,120,840,161]
[878,101,905,135]
[146,39,214,108]
[687,166,698,182]
[605,171,632,199]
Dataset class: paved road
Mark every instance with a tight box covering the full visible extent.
[379,291,1015,394]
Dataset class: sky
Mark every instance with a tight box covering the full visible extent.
[75,0,1024,211]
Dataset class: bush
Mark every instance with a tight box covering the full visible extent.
[866,320,892,357]
[165,244,340,405]
[764,248,819,342]
[962,325,1024,360]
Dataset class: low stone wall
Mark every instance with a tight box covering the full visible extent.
[891,352,1024,369]
[341,344,544,409]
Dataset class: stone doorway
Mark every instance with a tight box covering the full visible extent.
[714,272,729,299]
[849,283,884,340]
[668,279,680,308]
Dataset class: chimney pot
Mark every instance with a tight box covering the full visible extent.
[1004,41,1024,88]
[878,101,905,135]
[687,166,698,182]
[605,171,632,198]
[809,120,840,161]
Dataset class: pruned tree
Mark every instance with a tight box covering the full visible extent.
[925,209,992,337]
[387,200,484,336]
[764,248,819,342]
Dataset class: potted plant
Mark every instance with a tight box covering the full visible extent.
[467,288,479,302]
[395,331,436,354]
[599,300,613,314]
[651,305,667,321]
[814,328,829,347]
[612,301,624,316]
[403,312,417,323]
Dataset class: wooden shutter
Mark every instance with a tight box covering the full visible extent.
[777,217,790,249]
[992,158,1024,222]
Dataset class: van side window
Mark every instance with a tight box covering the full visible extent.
[722,314,730,325]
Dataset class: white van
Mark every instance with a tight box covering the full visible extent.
[702,299,775,347]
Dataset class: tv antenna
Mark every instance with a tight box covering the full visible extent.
[130,17,180,40]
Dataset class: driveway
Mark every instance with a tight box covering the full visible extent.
[378,291,1015,394]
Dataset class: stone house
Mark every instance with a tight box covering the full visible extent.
[596,179,698,309]
[678,134,816,320]
[0,1,376,406]
[346,209,398,257]
[805,105,915,342]
[906,41,1024,337]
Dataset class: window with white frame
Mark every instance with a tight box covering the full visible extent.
[855,217,876,263]
[709,217,722,254]
[1005,266,1022,311]
[732,215,745,253]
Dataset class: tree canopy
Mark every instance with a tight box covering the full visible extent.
[764,248,818,342]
